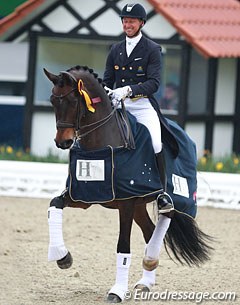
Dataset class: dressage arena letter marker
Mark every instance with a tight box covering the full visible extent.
[76,160,105,181]
[172,174,189,198]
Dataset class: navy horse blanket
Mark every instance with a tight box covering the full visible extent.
[67,111,197,217]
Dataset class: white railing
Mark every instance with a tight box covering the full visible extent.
[0,160,239,210]
[0,160,68,199]
[197,172,240,210]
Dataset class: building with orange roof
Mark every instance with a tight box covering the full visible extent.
[0,0,239,157]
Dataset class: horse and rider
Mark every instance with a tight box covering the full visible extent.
[44,3,213,303]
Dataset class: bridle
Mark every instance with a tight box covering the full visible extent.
[52,87,78,129]
[51,71,118,139]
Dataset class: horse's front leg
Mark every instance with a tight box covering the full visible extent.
[107,202,135,303]
[47,191,90,269]
[47,193,73,269]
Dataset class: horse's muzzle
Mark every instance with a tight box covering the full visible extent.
[55,139,73,149]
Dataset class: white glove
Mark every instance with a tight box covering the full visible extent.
[111,86,132,102]
[104,86,114,97]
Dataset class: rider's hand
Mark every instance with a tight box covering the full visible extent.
[111,86,132,103]
[104,86,113,97]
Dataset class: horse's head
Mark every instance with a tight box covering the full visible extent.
[44,66,109,149]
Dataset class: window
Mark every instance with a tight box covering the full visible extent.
[0,81,26,96]
[154,44,181,115]
[187,49,208,114]
[35,37,111,105]
[0,81,25,147]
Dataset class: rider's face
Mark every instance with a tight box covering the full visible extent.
[122,17,143,37]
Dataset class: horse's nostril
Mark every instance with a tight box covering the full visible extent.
[55,139,73,149]
[64,139,74,148]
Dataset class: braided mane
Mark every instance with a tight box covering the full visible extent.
[67,65,106,88]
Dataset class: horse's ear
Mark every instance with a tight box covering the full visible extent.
[43,68,59,84]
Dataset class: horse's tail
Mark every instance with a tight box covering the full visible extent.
[164,210,214,266]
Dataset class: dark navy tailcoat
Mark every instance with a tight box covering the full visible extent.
[103,35,179,156]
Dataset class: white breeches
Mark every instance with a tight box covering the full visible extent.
[121,97,162,153]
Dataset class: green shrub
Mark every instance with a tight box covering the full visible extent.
[1,145,240,173]
[197,150,240,173]
[0,145,66,163]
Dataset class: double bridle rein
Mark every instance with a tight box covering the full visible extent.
[51,71,118,139]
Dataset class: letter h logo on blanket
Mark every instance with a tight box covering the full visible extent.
[172,174,189,198]
[76,160,105,181]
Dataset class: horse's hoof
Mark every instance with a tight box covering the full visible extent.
[134,284,150,292]
[106,293,122,303]
[57,251,73,269]
[142,256,159,271]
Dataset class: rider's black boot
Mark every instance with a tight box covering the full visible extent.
[155,151,174,215]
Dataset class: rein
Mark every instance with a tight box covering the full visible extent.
[76,104,119,140]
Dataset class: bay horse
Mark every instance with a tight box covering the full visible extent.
[44,65,213,303]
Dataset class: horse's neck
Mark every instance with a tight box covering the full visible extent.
[79,100,124,151]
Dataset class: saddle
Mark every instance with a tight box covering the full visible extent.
[115,101,136,150]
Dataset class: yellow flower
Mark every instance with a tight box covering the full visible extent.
[0,146,5,153]
[6,146,13,154]
[233,157,239,165]
[215,162,223,171]
[200,157,207,165]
